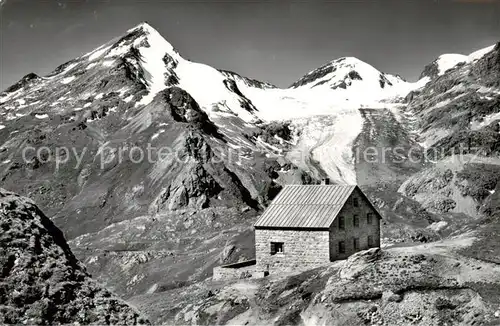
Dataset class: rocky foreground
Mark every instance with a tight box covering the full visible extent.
[0,188,149,325]
[132,239,500,326]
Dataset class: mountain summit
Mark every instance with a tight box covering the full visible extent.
[290,56,406,92]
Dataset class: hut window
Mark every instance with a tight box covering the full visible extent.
[353,215,359,228]
[353,197,359,207]
[367,213,374,224]
[368,236,374,247]
[353,238,359,250]
[338,216,345,230]
[270,242,284,255]
[338,241,346,254]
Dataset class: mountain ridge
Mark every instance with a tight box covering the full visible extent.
[2,22,496,96]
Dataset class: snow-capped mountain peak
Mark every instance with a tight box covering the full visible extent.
[128,23,182,104]
[81,22,183,105]
[290,56,398,90]
[127,21,162,35]
[286,56,412,106]
[420,44,497,80]
[82,22,179,63]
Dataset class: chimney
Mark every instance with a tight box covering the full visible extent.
[321,178,330,185]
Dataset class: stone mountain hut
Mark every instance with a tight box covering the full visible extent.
[254,182,381,274]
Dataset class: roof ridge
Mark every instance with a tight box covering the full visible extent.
[255,185,357,228]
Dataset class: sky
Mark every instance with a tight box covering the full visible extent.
[0,0,499,90]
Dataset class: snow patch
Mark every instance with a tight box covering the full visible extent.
[102,60,115,67]
[35,114,49,119]
[255,137,282,154]
[427,221,448,233]
[86,62,98,70]
[5,114,17,121]
[87,44,111,61]
[468,44,496,61]
[419,128,450,149]
[151,129,166,140]
[0,88,23,104]
[105,45,131,58]
[53,62,79,76]
[61,76,76,84]
[435,54,467,76]
[471,112,500,131]
[117,87,129,96]
[0,125,5,130]
[123,95,134,103]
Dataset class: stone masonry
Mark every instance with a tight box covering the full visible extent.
[213,263,256,281]
[255,229,330,273]
[329,187,381,260]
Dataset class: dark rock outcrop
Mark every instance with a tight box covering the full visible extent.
[471,42,500,87]
[0,188,149,325]
[290,61,339,88]
[2,73,41,94]
[156,87,223,139]
[419,61,439,80]
[219,70,277,89]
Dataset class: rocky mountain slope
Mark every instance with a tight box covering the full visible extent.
[0,188,149,325]
[400,42,500,218]
[1,21,499,325]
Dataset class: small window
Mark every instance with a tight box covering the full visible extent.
[367,213,374,224]
[270,242,284,255]
[368,236,374,247]
[353,238,359,250]
[353,198,359,207]
[338,241,346,254]
[353,215,359,228]
[338,216,345,230]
